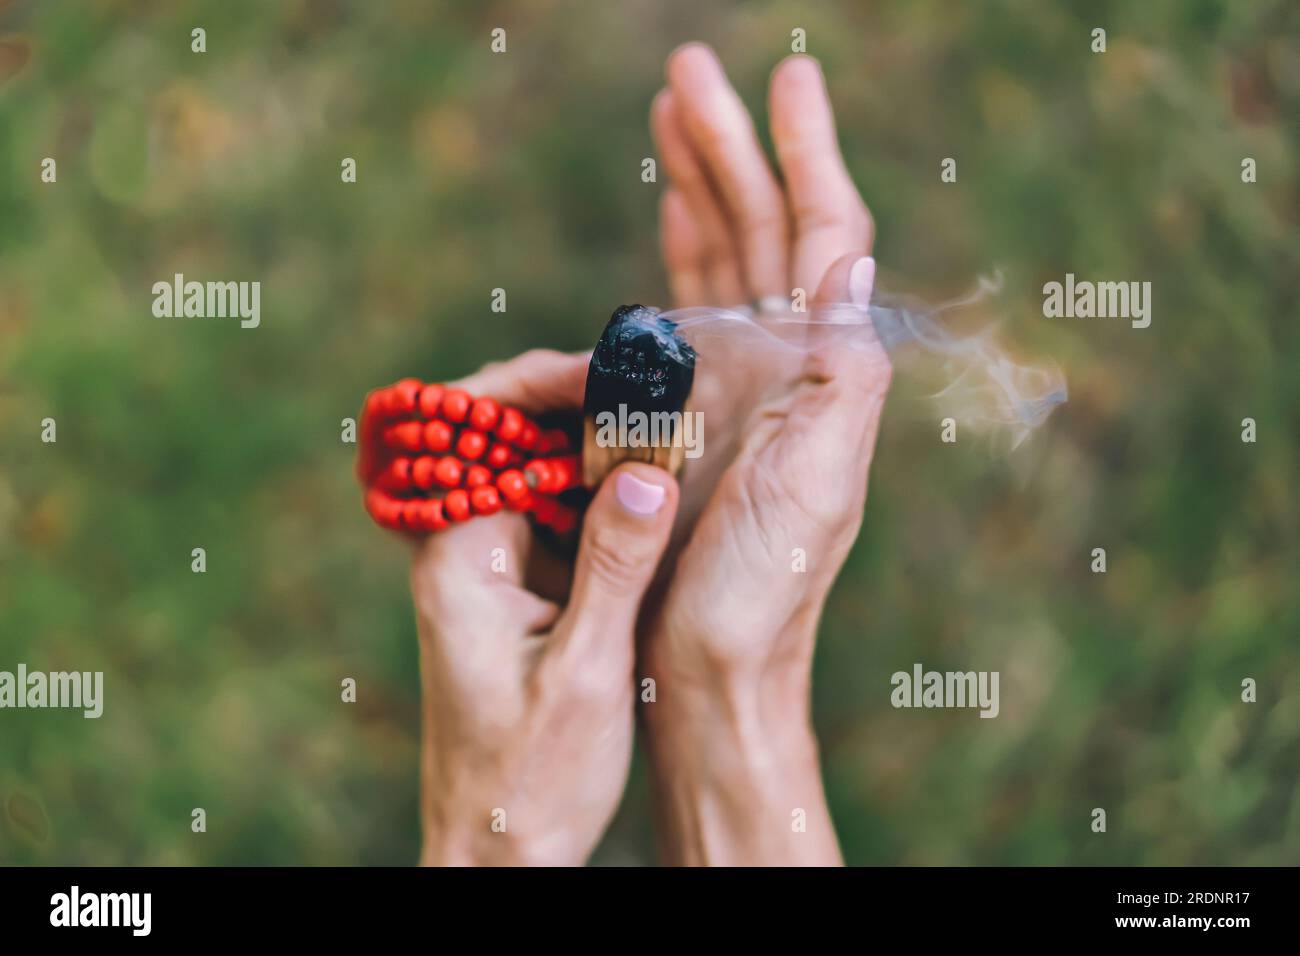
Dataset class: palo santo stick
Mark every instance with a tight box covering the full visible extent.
[582,305,696,489]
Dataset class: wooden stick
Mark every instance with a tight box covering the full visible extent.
[582,404,690,488]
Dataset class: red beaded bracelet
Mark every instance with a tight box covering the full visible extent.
[358,378,581,536]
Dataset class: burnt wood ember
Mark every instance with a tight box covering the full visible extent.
[582,305,697,488]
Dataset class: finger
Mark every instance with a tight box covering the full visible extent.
[413,508,530,593]
[744,255,890,548]
[803,254,891,443]
[811,252,874,308]
[659,188,711,307]
[770,55,873,293]
[650,88,747,306]
[551,464,679,670]
[413,566,559,681]
[666,44,790,301]
[411,510,560,638]
[451,349,588,415]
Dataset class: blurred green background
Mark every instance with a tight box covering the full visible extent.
[1,0,1297,865]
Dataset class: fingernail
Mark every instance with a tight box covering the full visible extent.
[616,472,666,515]
[849,257,876,308]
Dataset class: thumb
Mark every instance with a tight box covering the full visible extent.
[551,463,679,660]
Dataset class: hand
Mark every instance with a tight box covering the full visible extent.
[409,349,680,866]
[642,45,889,865]
[652,45,873,308]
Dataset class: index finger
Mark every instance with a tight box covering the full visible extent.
[769,55,873,291]
[451,348,590,415]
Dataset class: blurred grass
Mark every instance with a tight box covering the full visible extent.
[1,0,1298,865]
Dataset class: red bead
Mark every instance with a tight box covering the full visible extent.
[376,386,401,418]
[383,421,424,452]
[516,421,539,450]
[534,454,579,493]
[433,456,463,488]
[456,429,488,461]
[537,428,570,454]
[363,392,387,438]
[444,489,472,522]
[532,495,557,524]
[424,419,454,452]
[469,397,501,432]
[496,469,529,503]
[377,457,412,491]
[418,384,445,418]
[364,488,404,529]
[392,378,423,415]
[441,389,471,423]
[405,500,445,533]
[470,485,502,515]
[485,443,512,469]
[524,460,552,493]
[411,456,436,490]
[401,500,426,531]
[465,464,492,488]
[496,407,524,442]
[424,498,449,531]
[530,497,577,533]
[548,503,578,534]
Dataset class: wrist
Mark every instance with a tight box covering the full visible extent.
[641,652,841,866]
[419,767,587,867]
[642,604,820,743]
[420,818,581,867]
[643,657,813,756]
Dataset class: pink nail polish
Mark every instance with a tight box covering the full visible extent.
[850,257,876,308]
[616,472,665,515]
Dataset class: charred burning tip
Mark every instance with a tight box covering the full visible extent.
[584,305,696,419]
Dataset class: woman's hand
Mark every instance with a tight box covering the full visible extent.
[642,45,889,865]
[653,45,874,308]
[409,350,680,866]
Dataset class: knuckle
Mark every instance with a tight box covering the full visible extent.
[693,113,733,152]
[858,202,875,247]
[792,200,854,236]
[519,347,565,367]
[568,659,630,708]
[582,523,651,588]
[538,649,629,709]
[739,203,787,239]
